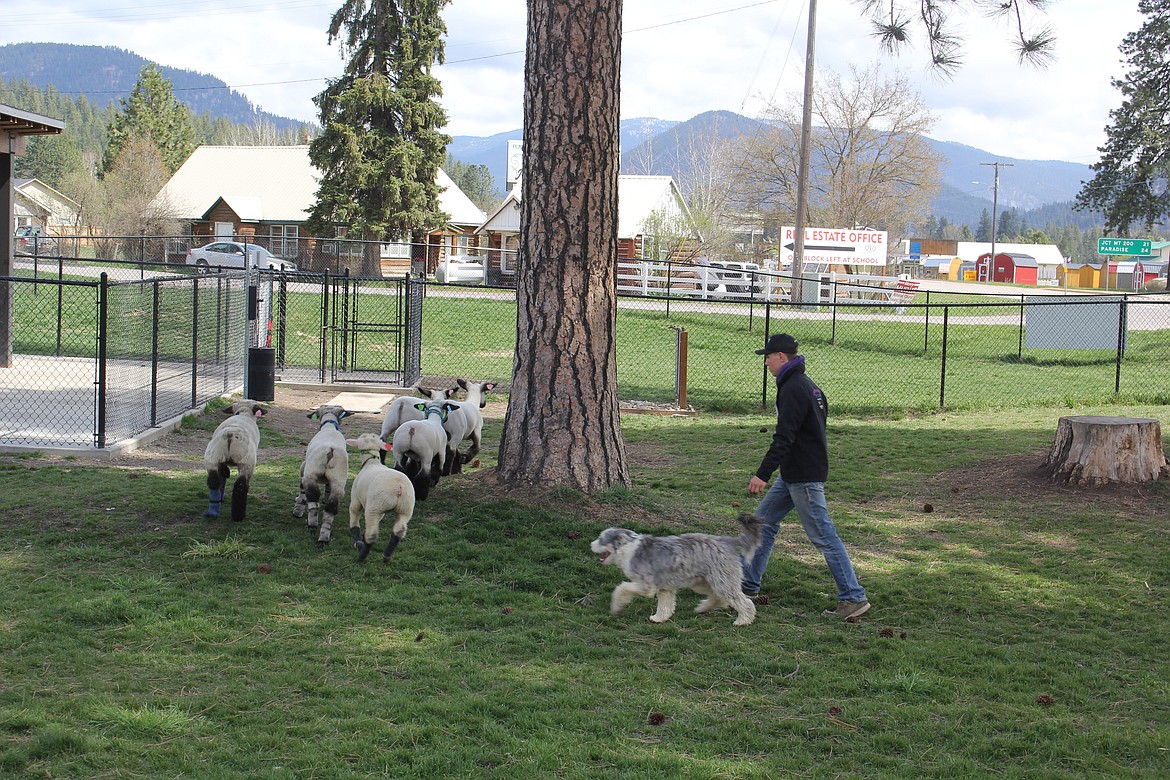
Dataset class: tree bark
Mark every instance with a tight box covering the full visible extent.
[497,0,629,492]
[1044,415,1169,486]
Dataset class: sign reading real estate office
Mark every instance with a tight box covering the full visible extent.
[779,226,889,268]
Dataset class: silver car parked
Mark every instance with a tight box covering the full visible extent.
[186,241,297,272]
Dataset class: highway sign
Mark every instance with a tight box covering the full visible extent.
[779,226,888,267]
[1098,238,1152,256]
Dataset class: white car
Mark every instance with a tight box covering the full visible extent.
[698,260,764,294]
[434,254,485,283]
[187,241,298,272]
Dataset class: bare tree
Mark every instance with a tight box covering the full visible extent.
[736,64,943,259]
[102,136,181,239]
[496,0,629,492]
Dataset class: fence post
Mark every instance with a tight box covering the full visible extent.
[96,273,109,448]
[665,260,672,319]
[674,326,688,410]
[277,274,288,368]
[320,269,329,383]
[1115,296,1127,394]
[150,280,160,426]
[56,256,64,356]
[1018,295,1025,358]
[923,290,930,354]
[761,303,772,409]
[939,306,949,409]
[191,276,199,408]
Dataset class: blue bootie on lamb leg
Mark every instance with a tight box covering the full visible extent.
[206,488,223,518]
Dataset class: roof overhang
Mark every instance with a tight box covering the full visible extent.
[0,104,65,138]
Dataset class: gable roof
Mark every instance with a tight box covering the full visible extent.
[158,145,485,227]
[957,241,1065,266]
[474,175,699,240]
[617,175,697,239]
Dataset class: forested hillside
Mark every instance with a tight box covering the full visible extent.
[0,43,307,131]
[1,73,310,185]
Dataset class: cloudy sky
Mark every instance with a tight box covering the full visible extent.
[0,0,1144,165]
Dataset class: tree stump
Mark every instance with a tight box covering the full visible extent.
[1044,416,1169,486]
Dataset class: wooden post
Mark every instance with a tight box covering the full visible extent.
[1044,415,1168,486]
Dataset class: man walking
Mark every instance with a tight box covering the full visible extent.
[742,333,870,620]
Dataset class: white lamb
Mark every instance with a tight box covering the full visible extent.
[391,400,455,500]
[203,399,267,521]
[345,433,417,563]
[441,379,498,475]
[293,404,353,546]
[378,385,457,446]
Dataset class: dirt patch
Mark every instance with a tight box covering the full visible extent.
[881,449,1168,522]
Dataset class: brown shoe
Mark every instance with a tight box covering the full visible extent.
[822,600,870,620]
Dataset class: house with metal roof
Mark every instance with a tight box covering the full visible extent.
[157,145,486,273]
[474,174,700,284]
[13,178,80,235]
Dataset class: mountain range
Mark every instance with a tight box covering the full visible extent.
[451,110,1097,229]
[0,42,1096,229]
[0,42,308,133]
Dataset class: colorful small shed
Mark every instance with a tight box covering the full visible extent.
[1058,263,1103,289]
[1108,260,1147,290]
[976,252,1039,285]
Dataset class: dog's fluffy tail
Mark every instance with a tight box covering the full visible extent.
[735,513,765,556]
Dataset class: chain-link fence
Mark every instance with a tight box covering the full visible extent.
[416,284,1170,415]
[4,254,1169,449]
[0,269,244,448]
[34,233,436,276]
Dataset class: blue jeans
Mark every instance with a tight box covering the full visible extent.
[742,477,867,602]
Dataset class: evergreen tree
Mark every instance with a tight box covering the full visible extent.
[15,134,85,189]
[976,208,993,242]
[935,215,949,239]
[859,1,1055,74]
[997,207,1022,241]
[1075,0,1170,234]
[445,155,500,211]
[307,0,451,275]
[923,214,939,239]
[102,64,197,176]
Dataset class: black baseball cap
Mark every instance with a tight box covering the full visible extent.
[755,333,798,355]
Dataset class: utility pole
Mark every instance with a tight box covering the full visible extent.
[980,161,1012,282]
[791,0,817,303]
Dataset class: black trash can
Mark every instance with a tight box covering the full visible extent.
[247,347,275,402]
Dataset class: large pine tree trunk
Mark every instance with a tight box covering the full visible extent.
[497,0,630,492]
[1044,415,1169,486]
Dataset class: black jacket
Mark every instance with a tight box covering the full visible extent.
[755,356,830,484]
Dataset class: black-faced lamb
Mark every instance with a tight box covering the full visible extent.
[203,399,266,521]
[345,433,417,563]
[391,400,456,500]
[293,404,353,546]
[441,379,498,475]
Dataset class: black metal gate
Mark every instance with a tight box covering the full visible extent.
[323,271,422,385]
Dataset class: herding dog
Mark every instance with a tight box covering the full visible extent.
[590,514,764,626]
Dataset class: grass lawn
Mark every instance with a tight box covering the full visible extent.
[1,396,1168,778]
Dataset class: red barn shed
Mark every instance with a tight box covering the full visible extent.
[976,252,1039,285]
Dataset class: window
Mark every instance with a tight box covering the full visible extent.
[381,234,410,259]
[333,227,363,259]
[500,235,519,274]
[270,225,299,258]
